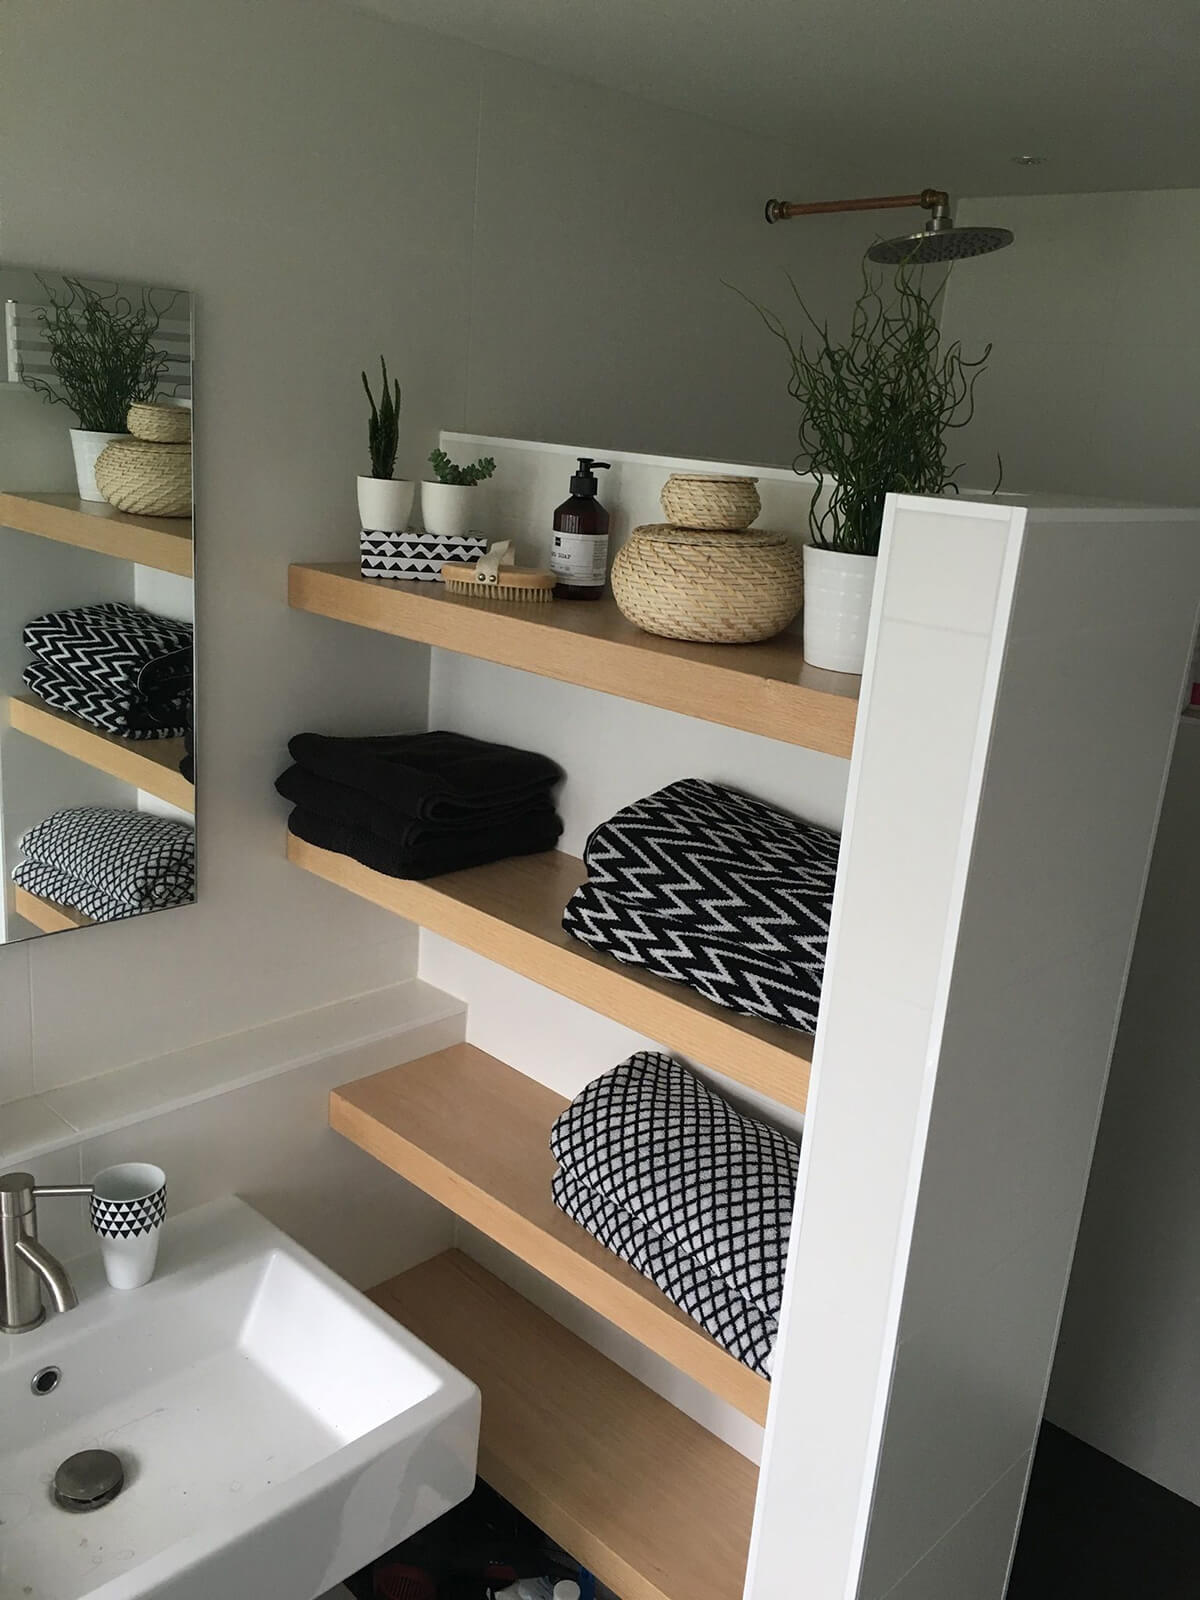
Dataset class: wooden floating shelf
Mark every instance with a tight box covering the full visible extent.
[333,1044,769,1422]
[290,837,811,1112]
[0,492,193,577]
[9,697,193,811]
[13,886,92,932]
[373,1250,756,1600]
[288,562,858,757]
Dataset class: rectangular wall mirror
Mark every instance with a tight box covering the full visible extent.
[0,266,195,944]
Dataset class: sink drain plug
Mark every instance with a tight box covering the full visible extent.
[53,1449,124,1513]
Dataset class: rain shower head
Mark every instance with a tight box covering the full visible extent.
[765,188,1014,265]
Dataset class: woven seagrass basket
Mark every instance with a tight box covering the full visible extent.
[612,524,803,644]
[94,438,192,518]
[127,402,192,444]
[660,472,761,531]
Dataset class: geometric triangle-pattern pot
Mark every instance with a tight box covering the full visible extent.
[90,1185,167,1239]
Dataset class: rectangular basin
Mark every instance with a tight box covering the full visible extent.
[0,1198,479,1600]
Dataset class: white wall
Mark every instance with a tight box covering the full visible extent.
[941,188,1200,1501]
[0,0,866,1109]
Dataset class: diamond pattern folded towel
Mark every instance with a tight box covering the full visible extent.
[286,730,562,822]
[550,1052,799,1374]
[286,804,562,880]
[275,763,558,849]
[13,859,193,922]
[18,807,195,911]
[561,779,839,1034]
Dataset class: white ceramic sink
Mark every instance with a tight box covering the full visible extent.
[0,1198,480,1600]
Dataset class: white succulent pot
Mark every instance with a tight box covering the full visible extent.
[70,428,126,502]
[356,475,415,533]
[802,544,878,674]
[421,481,480,541]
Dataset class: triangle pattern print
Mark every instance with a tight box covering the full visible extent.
[360,532,486,580]
[91,1186,167,1239]
[562,778,840,1033]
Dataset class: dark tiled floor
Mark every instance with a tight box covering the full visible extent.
[1009,1424,1200,1598]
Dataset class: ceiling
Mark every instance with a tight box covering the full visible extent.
[352,0,1200,197]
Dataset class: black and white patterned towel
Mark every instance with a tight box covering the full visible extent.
[19,807,195,909]
[552,1167,777,1374]
[562,780,839,1033]
[23,658,190,740]
[24,601,193,699]
[12,859,193,922]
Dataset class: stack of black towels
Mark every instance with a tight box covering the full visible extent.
[22,601,193,742]
[276,730,563,879]
[551,1051,799,1376]
[562,778,840,1034]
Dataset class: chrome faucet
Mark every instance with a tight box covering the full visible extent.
[1,1171,91,1334]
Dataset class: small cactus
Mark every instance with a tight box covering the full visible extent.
[362,356,401,479]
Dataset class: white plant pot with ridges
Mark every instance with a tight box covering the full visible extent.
[357,475,415,533]
[70,428,126,502]
[802,544,877,674]
[421,481,479,541]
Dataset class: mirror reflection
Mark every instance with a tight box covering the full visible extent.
[0,267,195,943]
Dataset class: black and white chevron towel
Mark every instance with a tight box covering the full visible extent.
[23,601,192,739]
[360,532,487,580]
[561,779,840,1033]
[16,807,195,920]
[550,1052,799,1374]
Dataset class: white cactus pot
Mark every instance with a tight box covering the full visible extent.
[70,428,126,502]
[802,544,878,675]
[357,475,415,534]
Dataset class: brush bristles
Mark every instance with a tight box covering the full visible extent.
[441,576,554,603]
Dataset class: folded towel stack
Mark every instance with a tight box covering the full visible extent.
[13,806,196,922]
[561,778,840,1034]
[276,729,564,879]
[550,1052,799,1375]
[23,601,193,740]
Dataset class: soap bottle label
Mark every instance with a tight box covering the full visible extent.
[551,530,609,585]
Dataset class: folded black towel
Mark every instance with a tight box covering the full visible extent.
[562,779,839,1034]
[24,601,193,698]
[275,763,557,848]
[550,1053,799,1375]
[179,723,195,783]
[286,730,562,822]
[24,658,191,740]
[18,806,195,910]
[286,803,562,880]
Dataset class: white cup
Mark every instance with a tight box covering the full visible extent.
[89,1163,167,1290]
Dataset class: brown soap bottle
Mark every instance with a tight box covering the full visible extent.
[550,458,611,601]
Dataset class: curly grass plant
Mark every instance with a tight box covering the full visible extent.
[23,276,176,433]
[736,261,996,555]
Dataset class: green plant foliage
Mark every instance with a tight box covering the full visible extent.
[22,276,178,433]
[735,259,995,555]
[362,356,401,479]
[428,449,497,487]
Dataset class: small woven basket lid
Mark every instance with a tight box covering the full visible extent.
[630,524,787,548]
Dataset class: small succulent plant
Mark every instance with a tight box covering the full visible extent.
[362,356,401,479]
[428,448,496,487]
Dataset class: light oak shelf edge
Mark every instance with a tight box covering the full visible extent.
[288,561,858,757]
[0,492,193,577]
[288,835,812,1112]
[8,697,193,811]
[373,1250,756,1600]
[13,886,93,932]
[332,1044,770,1423]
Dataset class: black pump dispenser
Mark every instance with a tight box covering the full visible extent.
[551,458,613,600]
[570,458,610,496]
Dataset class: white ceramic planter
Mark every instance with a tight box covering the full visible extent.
[802,544,878,674]
[421,481,479,541]
[70,428,126,502]
[357,474,415,533]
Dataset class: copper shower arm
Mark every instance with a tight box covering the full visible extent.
[765,189,949,223]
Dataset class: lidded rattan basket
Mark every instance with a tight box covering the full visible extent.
[94,437,192,518]
[127,402,192,444]
[612,524,803,644]
[660,472,761,531]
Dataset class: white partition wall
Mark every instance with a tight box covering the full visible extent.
[747,497,1200,1599]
